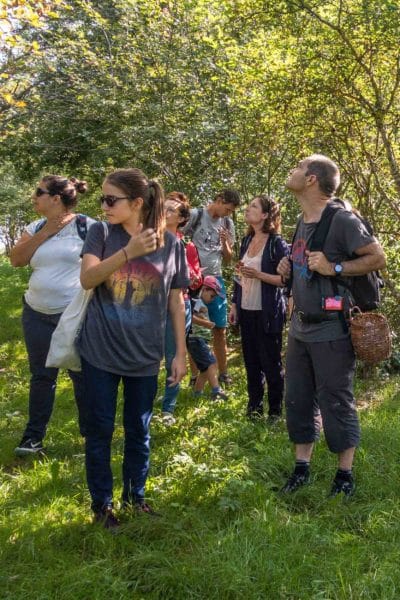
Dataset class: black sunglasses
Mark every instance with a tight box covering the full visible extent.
[35,187,50,197]
[99,194,131,207]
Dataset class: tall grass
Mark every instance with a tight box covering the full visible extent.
[1,257,399,599]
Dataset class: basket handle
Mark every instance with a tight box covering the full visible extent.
[349,306,362,319]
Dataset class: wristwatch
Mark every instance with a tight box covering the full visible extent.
[334,263,343,276]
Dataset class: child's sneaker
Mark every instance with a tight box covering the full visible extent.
[211,388,229,401]
[218,373,233,387]
[161,411,176,426]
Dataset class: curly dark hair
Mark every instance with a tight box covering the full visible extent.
[41,175,87,208]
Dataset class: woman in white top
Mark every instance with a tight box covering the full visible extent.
[10,175,95,455]
[229,196,289,421]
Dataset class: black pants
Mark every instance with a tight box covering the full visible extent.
[21,299,86,440]
[285,335,359,453]
[240,309,284,416]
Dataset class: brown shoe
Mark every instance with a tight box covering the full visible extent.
[93,506,120,529]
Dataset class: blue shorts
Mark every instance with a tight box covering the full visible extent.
[206,276,227,328]
[187,336,216,373]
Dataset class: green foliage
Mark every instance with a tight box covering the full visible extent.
[1,257,400,598]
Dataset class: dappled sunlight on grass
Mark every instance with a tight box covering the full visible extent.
[2,256,400,598]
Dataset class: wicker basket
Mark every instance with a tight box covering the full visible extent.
[349,308,392,365]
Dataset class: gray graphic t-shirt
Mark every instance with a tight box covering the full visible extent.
[78,223,189,376]
[290,209,375,342]
[184,207,235,276]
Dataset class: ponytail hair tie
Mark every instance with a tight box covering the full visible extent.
[148,180,156,200]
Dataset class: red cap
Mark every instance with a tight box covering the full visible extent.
[202,275,225,298]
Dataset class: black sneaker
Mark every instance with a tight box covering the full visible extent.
[14,437,45,456]
[266,414,282,427]
[218,373,233,387]
[93,507,120,529]
[329,476,355,498]
[247,410,263,422]
[280,470,310,493]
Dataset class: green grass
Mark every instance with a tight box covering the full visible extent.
[1,256,400,599]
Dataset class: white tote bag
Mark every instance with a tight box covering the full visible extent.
[45,287,93,372]
[46,221,108,372]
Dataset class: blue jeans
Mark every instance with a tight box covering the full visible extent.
[161,298,191,414]
[21,299,85,440]
[81,357,158,512]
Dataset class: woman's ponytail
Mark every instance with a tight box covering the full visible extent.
[146,180,165,247]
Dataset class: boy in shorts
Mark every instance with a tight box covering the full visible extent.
[187,276,229,401]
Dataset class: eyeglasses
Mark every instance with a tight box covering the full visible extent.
[165,206,178,214]
[99,195,131,207]
[35,187,50,197]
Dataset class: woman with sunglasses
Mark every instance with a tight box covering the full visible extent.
[228,195,289,422]
[159,192,202,425]
[77,168,188,528]
[10,176,96,456]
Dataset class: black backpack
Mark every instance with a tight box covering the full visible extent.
[292,199,383,311]
[34,214,88,240]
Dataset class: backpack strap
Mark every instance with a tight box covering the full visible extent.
[34,214,88,241]
[309,201,342,252]
[34,219,47,233]
[269,234,278,262]
[188,207,204,238]
[75,214,88,241]
[309,201,348,332]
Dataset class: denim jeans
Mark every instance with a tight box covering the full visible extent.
[161,298,191,414]
[21,299,86,440]
[81,357,158,512]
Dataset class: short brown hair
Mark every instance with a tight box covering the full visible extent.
[304,154,340,196]
[214,188,241,207]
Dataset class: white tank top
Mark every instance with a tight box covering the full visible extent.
[241,245,264,310]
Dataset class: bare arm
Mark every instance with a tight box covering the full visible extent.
[192,314,215,329]
[240,266,284,287]
[220,227,233,263]
[10,215,75,267]
[80,227,158,290]
[306,242,386,277]
[167,288,187,386]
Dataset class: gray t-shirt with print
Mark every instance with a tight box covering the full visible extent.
[77,223,189,376]
[183,207,235,276]
[290,209,375,342]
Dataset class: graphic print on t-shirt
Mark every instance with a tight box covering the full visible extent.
[197,225,221,251]
[292,238,312,281]
[107,259,161,309]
